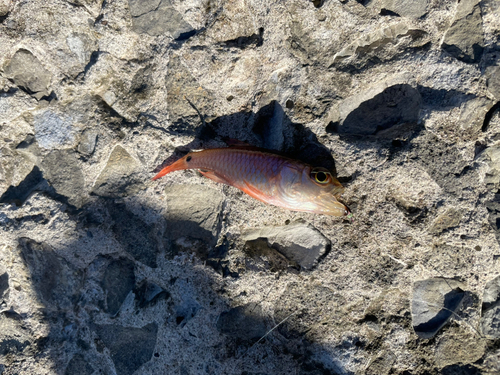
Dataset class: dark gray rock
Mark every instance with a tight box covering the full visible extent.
[441,364,482,375]
[0,273,8,306]
[411,133,479,197]
[0,311,31,356]
[107,202,161,268]
[481,275,500,338]
[134,281,169,309]
[411,278,465,339]
[18,238,81,310]
[77,130,97,156]
[328,79,421,135]
[442,0,484,64]
[379,0,428,18]
[241,221,330,270]
[174,297,201,328]
[164,184,224,248]
[216,303,267,341]
[129,0,195,39]
[65,353,94,375]
[485,192,500,245]
[94,323,158,375]
[92,145,144,198]
[3,49,52,99]
[101,258,136,316]
[42,150,86,208]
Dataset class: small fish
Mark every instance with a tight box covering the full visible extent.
[153,147,349,216]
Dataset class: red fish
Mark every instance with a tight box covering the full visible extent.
[153,147,349,216]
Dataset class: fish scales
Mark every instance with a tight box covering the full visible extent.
[153,147,349,216]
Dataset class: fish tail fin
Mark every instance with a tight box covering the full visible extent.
[152,157,189,181]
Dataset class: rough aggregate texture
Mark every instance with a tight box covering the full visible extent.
[1,0,500,374]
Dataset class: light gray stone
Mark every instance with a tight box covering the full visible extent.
[164,55,214,131]
[77,129,97,156]
[331,21,429,68]
[92,145,144,198]
[3,49,52,100]
[34,110,76,149]
[458,96,494,135]
[484,147,500,188]
[428,208,462,235]
[129,0,195,39]
[66,32,97,66]
[442,0,484,63]
[412,278,465,339]
[0,0,11,17]
[481,275,500,338]
[379,0,428,19]
[486,65,500,100]
[242,221,330,270]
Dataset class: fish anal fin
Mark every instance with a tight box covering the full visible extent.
[199,170,231,185]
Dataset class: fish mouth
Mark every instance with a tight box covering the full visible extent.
[313,192,349,216]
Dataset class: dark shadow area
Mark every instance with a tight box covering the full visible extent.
[221,27,264,49]
[2,90,496,374]
[0,12,9,23]
[0,174,351,374]
[417,85,476,111]
[154,100,341,178]
[482,101,500,132]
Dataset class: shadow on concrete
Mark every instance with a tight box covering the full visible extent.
[1,183,352,375]
[153,100,341,178]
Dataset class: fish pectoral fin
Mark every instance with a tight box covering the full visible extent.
[240,183,271,204]
[199,170,230,185]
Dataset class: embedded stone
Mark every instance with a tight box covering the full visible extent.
[92,145,144,198]
[481,275,500,338]
[241,221,330,270]
[94,323,158,375]
[412,278,465,339]
[442,0,484,63]
[3,49,52,100]
[129,0,195,39]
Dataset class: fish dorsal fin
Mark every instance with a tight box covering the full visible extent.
[223,138,252,147]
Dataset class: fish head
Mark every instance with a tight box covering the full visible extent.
[280,165,349,216]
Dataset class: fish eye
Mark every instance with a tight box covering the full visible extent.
[315,172,327,183]
[310,168,331,185]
